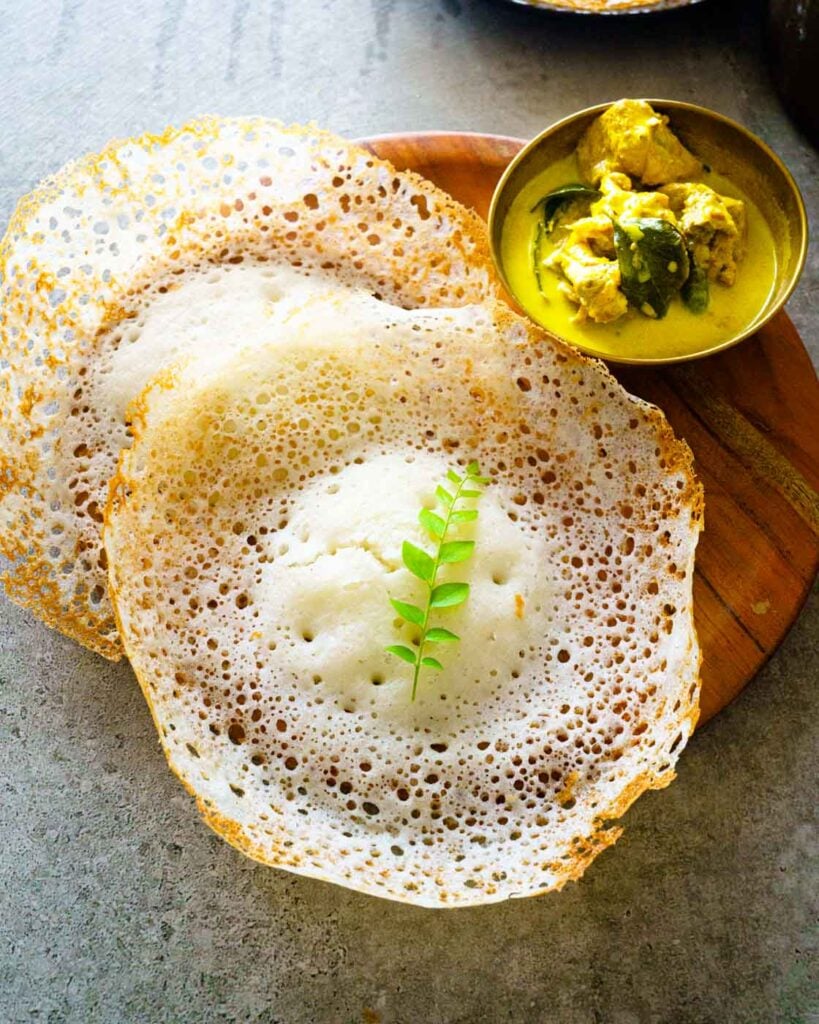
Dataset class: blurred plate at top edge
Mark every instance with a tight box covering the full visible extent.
[502,0,707,15]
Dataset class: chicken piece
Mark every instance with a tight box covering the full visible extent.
[659,182,746,285]
[545,215,628,324]
[578,100,703,187]
[592,172,676,224]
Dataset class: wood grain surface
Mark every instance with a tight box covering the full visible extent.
[363,131,819,725]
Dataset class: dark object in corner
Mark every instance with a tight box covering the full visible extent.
[768,0,819,149]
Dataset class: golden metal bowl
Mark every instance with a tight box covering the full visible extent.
[488,100,808,365]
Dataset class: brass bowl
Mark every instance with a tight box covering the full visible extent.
[488,100,808,365]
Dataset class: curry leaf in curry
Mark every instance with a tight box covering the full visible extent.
[613,217,690,319]
[532,184,601,234]
[386,461,488,701]
[681,251,709,314]
[532,220,546,294]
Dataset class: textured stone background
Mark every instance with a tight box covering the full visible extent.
[0,1,817,1022]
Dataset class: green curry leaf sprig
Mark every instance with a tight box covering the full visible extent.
[386,461,489,701]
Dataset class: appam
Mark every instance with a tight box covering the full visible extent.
[0,117,493,658]
[104,295,702,907]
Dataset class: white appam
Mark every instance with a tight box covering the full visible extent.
[105,296,703,907]
[0,117,493,658]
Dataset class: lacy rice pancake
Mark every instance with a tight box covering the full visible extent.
[104,294,702,907]
[0,117,493,658]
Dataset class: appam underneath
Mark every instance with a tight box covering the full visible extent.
[104,296,702,907]
[0,117,492,658]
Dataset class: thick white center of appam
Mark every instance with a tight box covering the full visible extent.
[254,453,554,718]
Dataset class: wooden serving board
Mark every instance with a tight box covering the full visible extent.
[362,132,819,726]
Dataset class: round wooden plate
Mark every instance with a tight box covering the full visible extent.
[361,132,819,726]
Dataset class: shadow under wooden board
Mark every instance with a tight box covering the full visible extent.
[362,131,819,727]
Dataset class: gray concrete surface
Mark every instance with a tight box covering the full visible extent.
[1,1,817,1021]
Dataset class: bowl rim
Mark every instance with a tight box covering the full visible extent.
[487,98,809,366]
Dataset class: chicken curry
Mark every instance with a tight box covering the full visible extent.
[501,100,777,361]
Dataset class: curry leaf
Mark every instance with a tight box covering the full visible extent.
[436,485,454,508]
[419,508,446,539]
[450,509,478,524]
[390,599,425,626]
[425,627,460,644]
[430,582,470,608]
[402,541,434,584]
[613,217,690,319]
[439,541,475,564]
[532,184,601,234]
[681,251,709,314]
[385,644,417,665]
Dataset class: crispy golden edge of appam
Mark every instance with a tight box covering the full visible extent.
[103,299,703,906]
[0,116,495,659]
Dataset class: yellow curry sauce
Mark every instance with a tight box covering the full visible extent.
[501,153,777,362]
